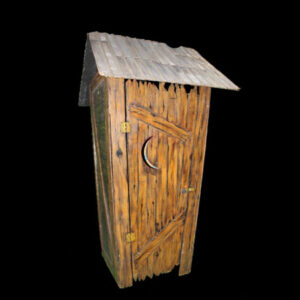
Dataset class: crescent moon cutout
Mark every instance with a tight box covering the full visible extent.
[142,136,159,170]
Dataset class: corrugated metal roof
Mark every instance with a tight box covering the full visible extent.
[79,32,239,106]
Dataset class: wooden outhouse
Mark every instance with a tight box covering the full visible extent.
[78,32,239,288]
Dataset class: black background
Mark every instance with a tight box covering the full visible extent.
[19,4,274,299]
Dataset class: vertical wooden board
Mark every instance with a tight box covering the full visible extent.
[152,131,163,277]
[150,82,159,115]
[186,87,211,268]
[179,85,188,128]
[177,86,199,228]
[138,81,147,107]
[125,80,139,281]
[148,130,159,277]
[137,121,148,279]
[147,83,159,233]
[140,82,151,279]
[175,226,184,265]
[176,85,199,227]
[146,126,153,278]
[172,85,188,271]
[138,260,148,281]
[144,83,151,278]
[164,242,172,273]
[155,131,166,232]
[89,79,115,265]
[174,84,181,125]
[167,137,178,271]
[186,87,198,131]
[177,85,188,128]
[147,129,159,278]
[164,232,176,273]
[167,136,175,224]
[176,142,185,213]
[161,135,170,227]
[158,82,168,119]
[107,77,132,288]
[155,131,168,274]
[173,141,184,266]
[167,84,177,124]
[90,112,105,255]
[179,87,211,276]
[153,245,163,276]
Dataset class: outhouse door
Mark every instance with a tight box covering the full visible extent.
[125,80,208,281]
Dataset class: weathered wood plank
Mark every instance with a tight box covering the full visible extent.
[134,211,185,266]
[146,83,159,278]
[175,225,184,266]
[137,121,148,280]
[159,82,168,119]
[178,87,198,217]
[172,86,199,274]
[125,79,139,281]
[167,83,181,270]
[167,83,177,124]
[153,131,168,275]
[167,137,176,222]
[179,87,211,276]
[153,245,163,276]
[142,82,152,280]
[89,77,115,266]
[178,85,188,128]
[90,105,105,253]
[90,86,113,245]
[186,87,198,131]
[107,77,132,288]
[174,141,184,266]
[129,104,191,141]
[165,136,175,271]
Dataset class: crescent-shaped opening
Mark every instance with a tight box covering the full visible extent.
[141,136,159,170]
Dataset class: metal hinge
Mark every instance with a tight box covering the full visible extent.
[126,232,135,243]
[182,187,195,194]
[121,122,131,133]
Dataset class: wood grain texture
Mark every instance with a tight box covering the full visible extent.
[145,82,159,278]
[129,104,191,141]
[89,78,211,287]
[134,211,185,266]
[125,80,139,281]
[89,77,116,271]
[179,86,211,276]
[126,81,193,280]
[154,131,168,275]
[107,77,132,288]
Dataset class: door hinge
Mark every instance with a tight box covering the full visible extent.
[126,232,135,243]
[182,187,195,194]
[121,122,131,133]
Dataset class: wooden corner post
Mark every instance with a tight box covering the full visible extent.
[179,86,211,276]
[107,78,133,288]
